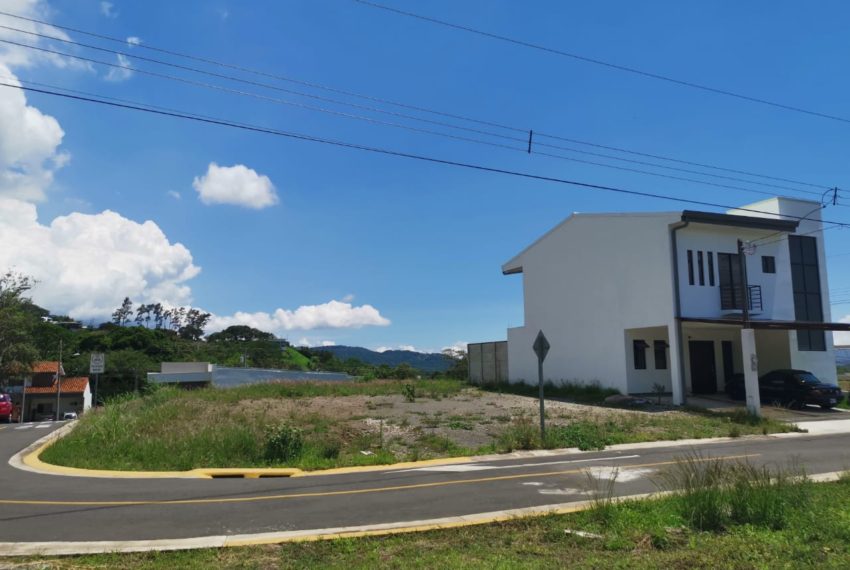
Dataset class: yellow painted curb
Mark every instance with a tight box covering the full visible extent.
[21,423,474,479]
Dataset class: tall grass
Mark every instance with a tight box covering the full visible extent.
[656,451,810,531]
[480,380,618,404]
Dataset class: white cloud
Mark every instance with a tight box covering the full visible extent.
[100,1,116,18]
[105,53,133,82]
[0,1,93,70]
[835,315,850,346]
[216,8,230,21]
[341,293,355,303]
[321,340,336,347]
[375,344,421,353]
[0,64,66,202]
[167,190,181,200]
[126,36,141,47]
[0,198,200,320]
[442,341,469,354]
[192,162,278,209]
[207,300,390,334]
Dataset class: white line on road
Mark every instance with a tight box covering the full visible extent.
[14,426,32,430]
[35,424,52,429]
[396,454,642,473]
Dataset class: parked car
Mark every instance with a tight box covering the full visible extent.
[0,394,12,422]
[62,412,78,420]
[726,369,843,409]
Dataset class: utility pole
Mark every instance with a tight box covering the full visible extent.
[738,240,761,417]
[55,339,63,421]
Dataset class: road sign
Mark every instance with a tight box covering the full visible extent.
[90,353,105,374]
[533,331,550,363]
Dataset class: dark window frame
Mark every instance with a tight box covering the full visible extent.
[707,252,715,286]
[653,340,668,370]
[687,250,694,286]
[789,236,825,351]
[633,340,648,370]
[697,251,705,286]
[762,256,776,274]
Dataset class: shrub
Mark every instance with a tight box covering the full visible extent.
[402,383,416,402]
[264,423,304,463]
[547,422,610,451]
[497,416,539,451]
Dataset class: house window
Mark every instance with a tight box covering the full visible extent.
[762,256,776,273]
[633,340,648,370]
[687,250,694,285]
[654,340,668,370]
[707,252,715,286]
[698,251,705,286]
[790,236,825,351]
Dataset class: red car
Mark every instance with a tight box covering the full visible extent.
[0,394,12,422]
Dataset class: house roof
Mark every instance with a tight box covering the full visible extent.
[25,377,89,395]
[681,210,799,232]
[31,361,63,374]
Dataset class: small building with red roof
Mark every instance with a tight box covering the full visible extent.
[19,361,91,421]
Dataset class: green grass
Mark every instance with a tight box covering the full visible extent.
[480,379,619,404]
[41,380,463,472]
[282,346,311,370]
[495,408,796,452]
[19,477,850,569]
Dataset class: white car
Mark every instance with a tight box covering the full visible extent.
[62,412,78,420]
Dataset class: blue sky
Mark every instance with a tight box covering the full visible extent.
[1,0,849,351]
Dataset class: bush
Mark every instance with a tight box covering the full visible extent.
[402,383,416,402]
[547,422,610,451]
[497,416,540,451]
[264,423,304,463]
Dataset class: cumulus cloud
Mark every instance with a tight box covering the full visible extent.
[0,64,66,201]
[442,341,469,354]
[105,53,133,82]
[208,300,390,335]
[0,198,200,320]
[126,36,141,47]
[193,162,278,209]
[375,345,421,353]
[835,314,850,346]
[0,1,93,70]
[100,1,116,18]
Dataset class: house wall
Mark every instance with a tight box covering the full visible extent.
[624,326,672,393]
[676,225,793,321]
[467,341,508,385]
[506,213,680,394]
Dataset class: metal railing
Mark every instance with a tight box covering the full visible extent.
[719,284,762,311]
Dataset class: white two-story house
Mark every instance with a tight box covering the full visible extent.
[502,197,846,405]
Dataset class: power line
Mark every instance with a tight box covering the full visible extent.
[4,80,850,231]
[354,0,850,127]
[3,38,829,201]
[0,11,838,194]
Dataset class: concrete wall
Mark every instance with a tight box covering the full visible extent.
[504,212,680,393]
[161,362,213,374]
[468,341,508,384]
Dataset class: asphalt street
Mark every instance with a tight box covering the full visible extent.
[1,422,849,546]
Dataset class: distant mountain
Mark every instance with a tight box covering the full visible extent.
[311,345,451,373]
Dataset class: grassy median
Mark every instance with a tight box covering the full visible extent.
[40,380,797,472]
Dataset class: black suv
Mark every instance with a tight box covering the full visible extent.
[726,369,843,409]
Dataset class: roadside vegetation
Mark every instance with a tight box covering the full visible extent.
[42,380,795,472]
[20,461,850,569]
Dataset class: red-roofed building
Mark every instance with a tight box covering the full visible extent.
[18,363,90,422]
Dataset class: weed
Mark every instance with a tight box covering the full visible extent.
[497,416,540,451]
[264,424,304,463]
[402,383,416,402]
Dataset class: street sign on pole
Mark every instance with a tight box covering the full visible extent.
[90,353,105,375]
[533,330,550,439]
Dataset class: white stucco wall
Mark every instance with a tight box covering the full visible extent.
[505,212,680,393]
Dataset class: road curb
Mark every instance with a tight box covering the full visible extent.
[14,416,847,480]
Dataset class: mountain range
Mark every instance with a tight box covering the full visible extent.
[312,345,452,373]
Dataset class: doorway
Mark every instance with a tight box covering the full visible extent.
[689,340,717,394]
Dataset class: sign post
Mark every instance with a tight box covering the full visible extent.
[89,353,105,409]
[532,330,550,440]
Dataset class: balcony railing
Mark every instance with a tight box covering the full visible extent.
[719,284,762,312]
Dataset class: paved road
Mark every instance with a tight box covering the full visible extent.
[1,423,849,547]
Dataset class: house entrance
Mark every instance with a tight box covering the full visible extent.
[689,340,717,394]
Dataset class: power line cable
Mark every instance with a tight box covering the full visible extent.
[4,38,827,201]
[4,80,850,231]
[0,11,837,193]
[0,27,828,198]
[353,0,850,126]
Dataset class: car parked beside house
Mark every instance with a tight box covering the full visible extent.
[727,369,843,409]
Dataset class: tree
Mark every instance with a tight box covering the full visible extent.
[442,348,468,380]
[112,297,133,326]
[207,325,275,343]
[178,308,211,341]
[0,272,39,384]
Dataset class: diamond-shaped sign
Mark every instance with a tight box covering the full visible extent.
[533,330,550,363]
